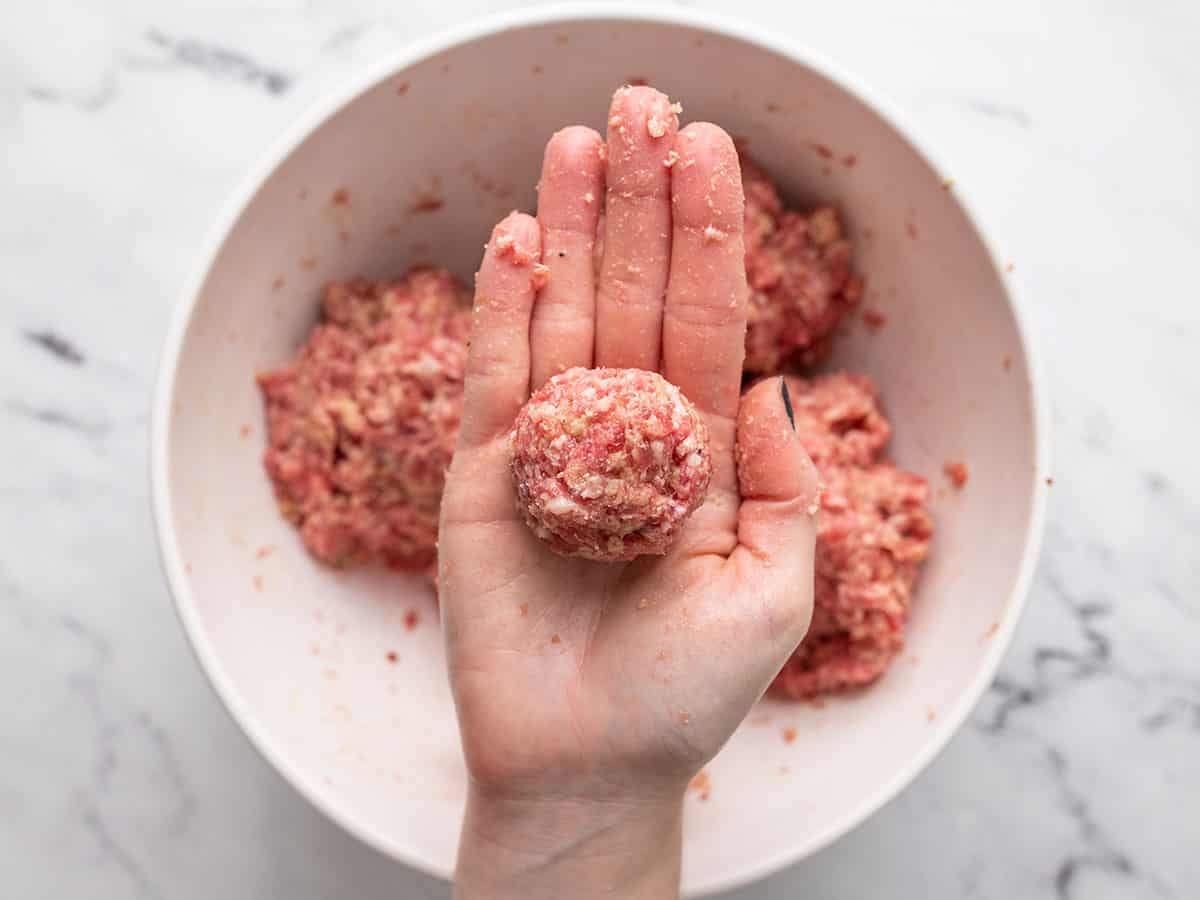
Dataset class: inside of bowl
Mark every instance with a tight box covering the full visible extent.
[163,15,1040,894]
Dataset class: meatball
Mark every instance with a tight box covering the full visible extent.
[742,159,864,373]
[258,268,470,574]
[509,367,712,561]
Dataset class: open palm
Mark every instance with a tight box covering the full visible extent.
[439,87,819,807]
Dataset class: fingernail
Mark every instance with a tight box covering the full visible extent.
[779,377,795,430]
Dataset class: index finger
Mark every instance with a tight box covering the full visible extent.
[661,123,747,422]
[457,212,542,451]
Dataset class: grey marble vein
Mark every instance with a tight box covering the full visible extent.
[322,23,372,55]
[136,30,293,95]
[24,328,87,365]
[967,99,1034,128]
[81,806,163,900]
[25,73,118,112]
[131,710,198,837]
[5,400,110,437]
[1044,746,1146,900]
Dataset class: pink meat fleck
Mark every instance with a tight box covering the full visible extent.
[944,461,969,488]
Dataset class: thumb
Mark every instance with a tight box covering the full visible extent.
[731,376,821,644]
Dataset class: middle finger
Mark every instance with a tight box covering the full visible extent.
[594,85,679,370]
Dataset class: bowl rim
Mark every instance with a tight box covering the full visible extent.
[150,3,1051,895]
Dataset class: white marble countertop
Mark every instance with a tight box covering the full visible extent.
[3,1,1197,897]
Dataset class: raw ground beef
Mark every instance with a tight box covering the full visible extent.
[783,371,891,469]
[742,159,864,374]
[257,268,470,575]
[769,374,934,699]
[510,367,711,561]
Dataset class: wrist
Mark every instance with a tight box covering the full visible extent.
[455,782,686,900]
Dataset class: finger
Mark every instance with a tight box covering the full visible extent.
[595,85,679,370]
[662,123,747,424]
[457,212,542,451]
[531,126,605,388]
[729,376,820,649]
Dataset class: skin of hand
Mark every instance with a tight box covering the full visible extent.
[439,86,820,900]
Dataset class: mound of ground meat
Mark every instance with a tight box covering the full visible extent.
[784,371,892,468]
[769,374,934,699]
[509,367,711,561]
[742,159,864,374]
[257,268,470,575]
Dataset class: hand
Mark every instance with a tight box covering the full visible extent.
[439,86,820,899]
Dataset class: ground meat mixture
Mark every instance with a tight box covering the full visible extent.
[509,367,711,561]
[742,159,864,374]
[783,371,892,468]
[257,268,470,575]
[769,374,934,699]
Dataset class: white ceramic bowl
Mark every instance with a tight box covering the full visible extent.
[152,6,1049,895]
